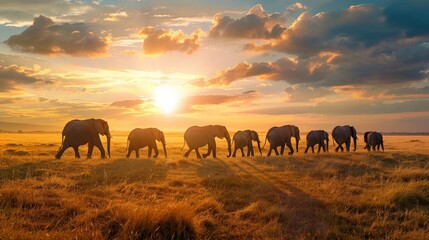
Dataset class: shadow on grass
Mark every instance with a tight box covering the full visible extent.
[75,159,169,188]
[196,158,336,239]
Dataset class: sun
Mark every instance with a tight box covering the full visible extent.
[153,85,181,114]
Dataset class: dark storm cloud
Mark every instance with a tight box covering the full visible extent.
[110,99,144,108]
[203,1,429,88]
[209,4,286,39]
[246,99,429,116]
[5,15,108,56]
[194,55,333,86]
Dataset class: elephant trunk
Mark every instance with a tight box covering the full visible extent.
[226,134,232,157]
[257,140,262,156]
[162,140,167,158]
[107,135,111,158]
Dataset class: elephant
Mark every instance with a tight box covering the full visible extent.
[182,125,231,159]
[232,130,262,157]
[332,125,357,152]
[126,128,167,158]
[304,130,329,153]
[262,125,300,156]
[55,118,111,159]
[364,131,384,151]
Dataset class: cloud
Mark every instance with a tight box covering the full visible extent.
[285,85,334,102]
[104,11,128,22]
[139,26,203,55]
[0,64,50,92]
[110,99,144,108]
[246,99,429,116]
[195,55,333,86]
[5,15,109,57]
[177,91,259,113]
[209,4,286,39]
[384,85,429,98]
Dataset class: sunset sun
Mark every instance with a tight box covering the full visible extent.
[153,86,181,114]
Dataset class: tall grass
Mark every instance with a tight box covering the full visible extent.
[0,133,428,239]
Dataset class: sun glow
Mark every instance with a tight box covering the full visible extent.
[153,86,181,114]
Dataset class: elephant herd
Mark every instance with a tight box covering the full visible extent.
[54,118,385,160]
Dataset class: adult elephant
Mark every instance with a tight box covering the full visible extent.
[232,130,262,157]
[182,125,231,159]
[364,131,384,151]
[332,125,357,152]
[55,118,111,159]
[262,125,300,156]
[305,130,329,153]
[126,128,167,158]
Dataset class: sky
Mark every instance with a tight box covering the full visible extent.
[0,0,428,132]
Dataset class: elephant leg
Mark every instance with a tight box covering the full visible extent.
[346,140,351,152]
[184,148,192,158]
[55,141,71,159]
[153,144,159,158]
[94,138,106,158]
[195,148,202,159]
[311,146,315,153]
[209,138,216,158]
[241,148,245,157]
[267,147,272,156]
[322,143,326,152]
[148,146,152,158]
[274,147,279,156]
[249,144,254,156]
[126,148,132,158]
[232,145,238,157]
[203,146,211,158]
[286,141,294,155]
[304,145,309,153]
[73,146,80,158]
[280,144,285,156]
[317,143,322,153]
[381,142,384,151]
[372,145,375,151]
[377,144,380,151]
[87,142,94,159]
[335,144,340,152]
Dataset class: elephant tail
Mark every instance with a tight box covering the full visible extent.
[59,133,65,150]
[262,133,268,150]
[125,139,130,155]
[180,137,186,151]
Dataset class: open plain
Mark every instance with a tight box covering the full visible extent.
[0,132,428,239]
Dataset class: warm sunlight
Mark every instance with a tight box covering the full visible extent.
[153,85,181,114]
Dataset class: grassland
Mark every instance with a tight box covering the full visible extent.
[0,132,428,239]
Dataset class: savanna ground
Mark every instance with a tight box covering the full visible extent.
[0,132,429,239]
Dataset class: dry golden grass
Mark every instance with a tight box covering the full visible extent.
[1,132,429,239]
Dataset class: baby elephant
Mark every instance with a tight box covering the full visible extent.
[364,131,384,151]
[126,128,167,158]
[305,130,329,153]
[232,130,262,157]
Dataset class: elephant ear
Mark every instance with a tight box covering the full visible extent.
[350,126,357,139]
[290,126,296,137]
[250,131,258,141]
[94,119,105,135]
[152,128,162,141]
